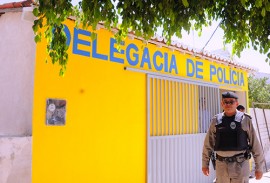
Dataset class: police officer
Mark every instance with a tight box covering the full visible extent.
[202,91,264,183]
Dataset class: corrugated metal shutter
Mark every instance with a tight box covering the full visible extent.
[147,75,218,183]
[148,76,199,135]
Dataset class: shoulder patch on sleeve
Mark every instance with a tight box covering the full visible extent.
[216,113,224,125]
[235,111,244,122]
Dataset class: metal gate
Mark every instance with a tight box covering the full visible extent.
[147,74,219,183]
[250,103,270,172]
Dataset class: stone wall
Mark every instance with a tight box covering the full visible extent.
[0,137,32,183]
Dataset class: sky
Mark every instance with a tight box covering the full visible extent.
[2,0,270,73]
[69,0,270,74]
[175,22,270,74]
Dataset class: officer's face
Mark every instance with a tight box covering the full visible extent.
[221,98,238,116]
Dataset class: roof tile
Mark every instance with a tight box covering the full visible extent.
[0,0,34,9]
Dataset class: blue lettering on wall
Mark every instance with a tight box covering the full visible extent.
[164,53,168,72]
[73,28,91,57]
[187,59,195,77]
[223,68,229,84]
[210,65,216,81]
[169,55,178,74]
[239,73,244,86]
[110,38,124,63]
[140,47,152,69]
[126,43,139,66]
[61,24,247,87]
[153,51,163,71]
[186,59,203,79]
[217,68,223,82]
[196,61,203,79]
[232,71,237,84]
[92,37,108,60]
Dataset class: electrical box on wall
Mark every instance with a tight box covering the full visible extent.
[46,98,66,125]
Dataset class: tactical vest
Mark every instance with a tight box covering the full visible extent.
[214,111,249,151]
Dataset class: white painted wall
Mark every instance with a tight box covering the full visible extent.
[0,11,35,136]
[0,10,35,183]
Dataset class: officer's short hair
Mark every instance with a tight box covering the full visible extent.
[222,91,238,99]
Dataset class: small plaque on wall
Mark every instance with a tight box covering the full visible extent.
[46,98,66,125]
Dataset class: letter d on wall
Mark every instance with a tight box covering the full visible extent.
[186,59,195,77]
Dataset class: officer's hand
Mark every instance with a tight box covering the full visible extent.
[255,171,263,180]
[202,167,209,176]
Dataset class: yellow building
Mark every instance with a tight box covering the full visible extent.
[32,19,253,183]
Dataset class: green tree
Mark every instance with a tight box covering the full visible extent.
[33,0,270,75]
[248,76,270,108]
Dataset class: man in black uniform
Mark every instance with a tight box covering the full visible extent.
[202,91,264,183]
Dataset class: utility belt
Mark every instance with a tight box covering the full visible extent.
[216,152,251,163]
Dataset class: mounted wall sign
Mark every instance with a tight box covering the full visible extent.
[46,98,66,126]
